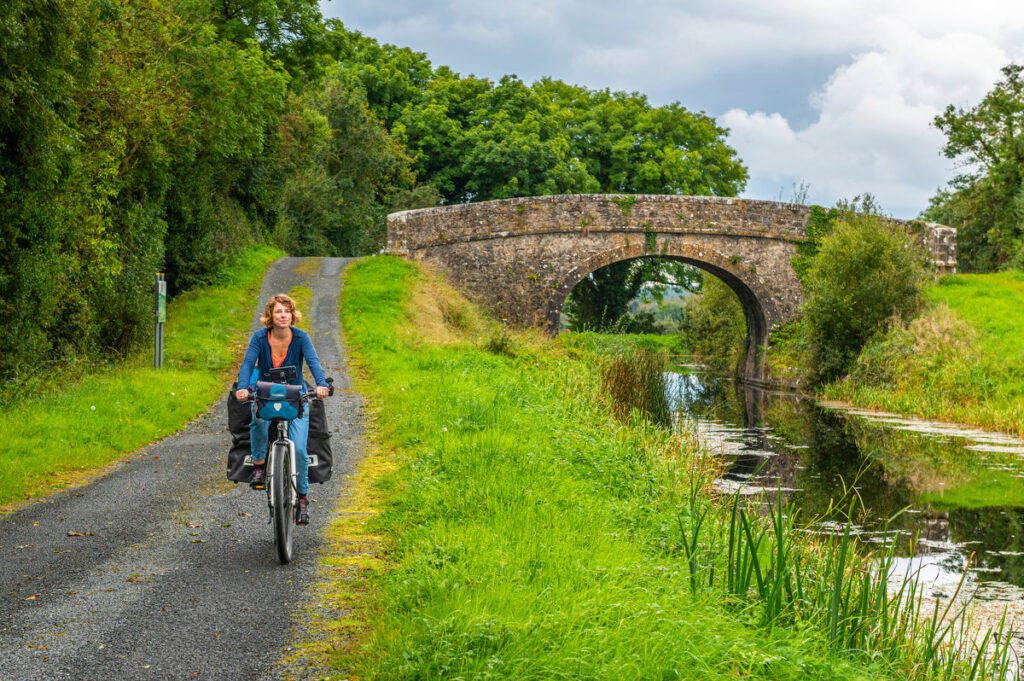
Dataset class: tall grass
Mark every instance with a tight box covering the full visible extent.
[824,272,1024,436]
[335,256,1015,681]
[0,245,283,508]
[601,349,670,426]
[678,484,1017,680]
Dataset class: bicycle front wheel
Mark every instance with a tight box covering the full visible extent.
[271,443,295,564]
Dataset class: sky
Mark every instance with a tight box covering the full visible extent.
[321,0,1024,219]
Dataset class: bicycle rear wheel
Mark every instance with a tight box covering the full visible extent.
[271,443,295,564]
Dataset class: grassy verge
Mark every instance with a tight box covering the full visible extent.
[289,285,313,330]
[0,245,283,508]
[560,330,689,356]
[330,256,1009,680]
[823,271,1024,437]
[288,412,398,673]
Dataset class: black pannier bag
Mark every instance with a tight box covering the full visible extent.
[226,381,333,484]
[226,382,255,483]
[305,381,334,484]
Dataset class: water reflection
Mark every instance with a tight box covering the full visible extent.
[667,369,1024,604]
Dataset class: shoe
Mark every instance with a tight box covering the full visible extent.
[296,496,309,526]
[250,465,266,490]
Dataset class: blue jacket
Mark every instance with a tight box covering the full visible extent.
[236,327,327,391]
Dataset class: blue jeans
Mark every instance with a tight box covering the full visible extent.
[250,410,310,495]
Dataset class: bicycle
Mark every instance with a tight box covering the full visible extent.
[246,365,333,564]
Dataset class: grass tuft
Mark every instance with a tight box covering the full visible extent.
[601,349,671,426]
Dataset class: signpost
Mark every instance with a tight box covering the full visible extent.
[155,273,166,368]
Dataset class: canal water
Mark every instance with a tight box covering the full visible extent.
[667,369,1024,608]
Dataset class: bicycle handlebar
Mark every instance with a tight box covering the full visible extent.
[239,393,325,403]
[237,376,334,401]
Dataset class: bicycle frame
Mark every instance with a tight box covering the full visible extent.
[266,420,298,522]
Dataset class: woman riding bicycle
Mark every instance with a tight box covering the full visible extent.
[235,294,329,525]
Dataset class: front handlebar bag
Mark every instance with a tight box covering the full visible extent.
[255,381,303,421]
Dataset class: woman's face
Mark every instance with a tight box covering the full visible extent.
[272,302,292,329]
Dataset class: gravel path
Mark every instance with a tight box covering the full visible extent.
[0,257,364,681]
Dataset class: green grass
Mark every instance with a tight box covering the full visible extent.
[0,244,283,508]
[336,256,1012,681]
[560,330,690,356]
[932,271,1024,358]
[824,271,1024,436]
[289,285,313,330]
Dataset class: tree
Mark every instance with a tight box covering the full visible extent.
[210,0,342,88]
[926,64,1024,271]
[393,73,599,203]
[286,69,426,256]
[339,32,434,127]
[680,277,746,374]
[535,81,748,196]
[0,0,95,377]
[160,12,291,293]
[802,213,927,384]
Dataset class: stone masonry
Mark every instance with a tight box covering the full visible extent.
[386,194,957,381]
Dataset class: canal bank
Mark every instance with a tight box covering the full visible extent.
[332,256,1014,680]
[816,270,1024,438]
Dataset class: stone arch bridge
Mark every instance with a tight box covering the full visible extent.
[386,195,956,382]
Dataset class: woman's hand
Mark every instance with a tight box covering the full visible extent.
[236,389,250,401]
[315,386,329,398]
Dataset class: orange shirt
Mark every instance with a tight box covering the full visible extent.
[269,329,292,368]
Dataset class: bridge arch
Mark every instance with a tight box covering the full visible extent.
[386,194,956,383]
[552,243,771,378]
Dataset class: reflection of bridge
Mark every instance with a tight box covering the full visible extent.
[386,194,957,381]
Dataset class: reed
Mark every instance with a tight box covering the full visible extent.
[601,349,671,426]
[674,482,1019,679]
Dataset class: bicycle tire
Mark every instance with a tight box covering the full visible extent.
[272,442,295,564]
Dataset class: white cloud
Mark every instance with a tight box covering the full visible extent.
[722,25,1021,216]
[324,0,1024,217]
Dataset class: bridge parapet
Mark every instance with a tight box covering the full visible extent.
[388,194,956,273]
[387,194,812,252]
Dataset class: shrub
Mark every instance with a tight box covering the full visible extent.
[802,213,927,384]
[765,319,811,385]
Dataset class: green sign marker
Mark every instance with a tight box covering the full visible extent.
[157,282,167,323]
